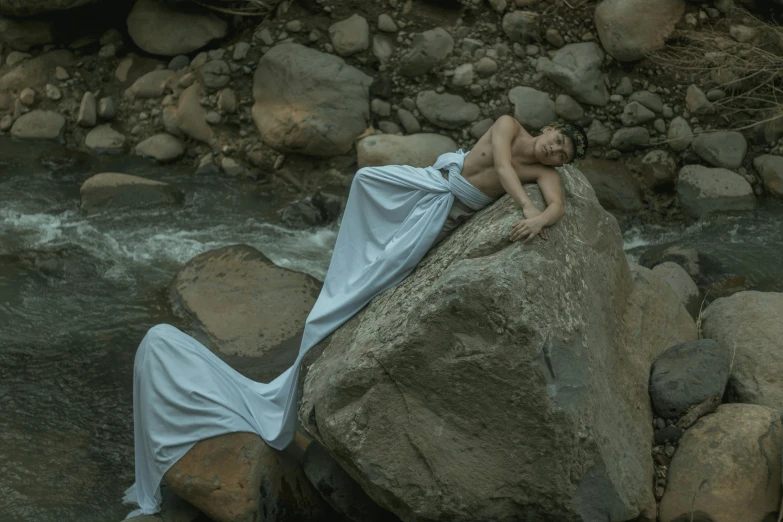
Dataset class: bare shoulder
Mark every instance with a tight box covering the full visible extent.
[491,115,523,136]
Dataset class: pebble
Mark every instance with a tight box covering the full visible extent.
[44,84,61,101]
[19,88,36,106]
[233,42,250,61]
[205,111,221,124]
[168,55,190,71]
[55,66,70,81]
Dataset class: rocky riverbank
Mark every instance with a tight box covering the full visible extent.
[2,1,782,521]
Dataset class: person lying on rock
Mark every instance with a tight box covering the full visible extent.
[432,116,588,246]
[123,116,588,518]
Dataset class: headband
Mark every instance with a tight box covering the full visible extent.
[540,122,588,162]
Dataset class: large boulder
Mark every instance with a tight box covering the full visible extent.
[0,0,93,16]
[652,261,700,317]
[170,245,321,359]
[701,291,783,410]
[252,43,372,157]
[649,339,731,419]
[544,43,609,106]
[126,0,228,56]
[79,173,183,212]
[659,404,782,522]
[677,165,755,219]
[356,133,457,168]
[299,164,696,522]
[692,131,747,169]
[753,154,783,198]
[595,0,685,62]
[165,432,332,522]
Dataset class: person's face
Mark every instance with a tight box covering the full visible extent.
[535,129,575,166]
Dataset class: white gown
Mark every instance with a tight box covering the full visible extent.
[123,150,497,517]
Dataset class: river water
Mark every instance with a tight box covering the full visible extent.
[0,139,336,522]
[0,138,780,521]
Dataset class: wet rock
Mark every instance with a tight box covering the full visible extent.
[753,154,783,198]
[165,432,331,522]
[328,14,369,57]
[252,43,371,156]
[10,109,64,140]
[84,125,126,155]
[135,133,185,163]
[170,244,321,357]
[595,0,685,61]
[415,90,480,129]
[692,131,747,169]
[80,172,183,212]
[702,291,783,409]
[677,165,755,219]
[356,133,457,168]
[544,42,608,106]
[650,339,730,418]
[508,86,556,130]
[398,28,453,77]
[127,0,228,56]
[659,404,782,522]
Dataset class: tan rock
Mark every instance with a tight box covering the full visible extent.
[125,69,176,99]
[170,245,321,358]
[10,109,64,140]
[659,403,782,522]
[701,291,783,410]
[165,432,331,522]
[175,82,212,143]
[594,0,685,62]
[79,173,183,212]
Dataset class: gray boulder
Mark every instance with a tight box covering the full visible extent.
[508,86,557,129]
[252,43,372,157]
[501,10,539,43]
[677,165,755,219]
[328,14,370,57]
[544,43,609,106]
[611,127,650,151]
[398,28,454,77]
[649,339,730,418]
[299,163,696,522]
[579,157,643,212]
[357,133,457,168]
[620,101,655,127]
[10,109,65,140]
[692,131,747,169]
[594,0,685,62]
[666,116,693,152]
[702,291,783,410]
[415,90,480,129]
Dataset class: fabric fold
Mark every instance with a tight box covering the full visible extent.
[124,149,498,517]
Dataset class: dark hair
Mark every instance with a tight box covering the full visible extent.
[540,122,588,163]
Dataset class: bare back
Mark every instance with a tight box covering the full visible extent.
[461,118,539,198]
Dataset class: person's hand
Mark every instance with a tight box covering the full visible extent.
[510,216,548,243]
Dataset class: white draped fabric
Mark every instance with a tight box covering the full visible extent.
[123,150,497,517]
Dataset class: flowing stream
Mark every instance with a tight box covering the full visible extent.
[1,138,780,521]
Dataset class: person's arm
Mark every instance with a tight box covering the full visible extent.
[509,166,565,243]
[490,116,537,214]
